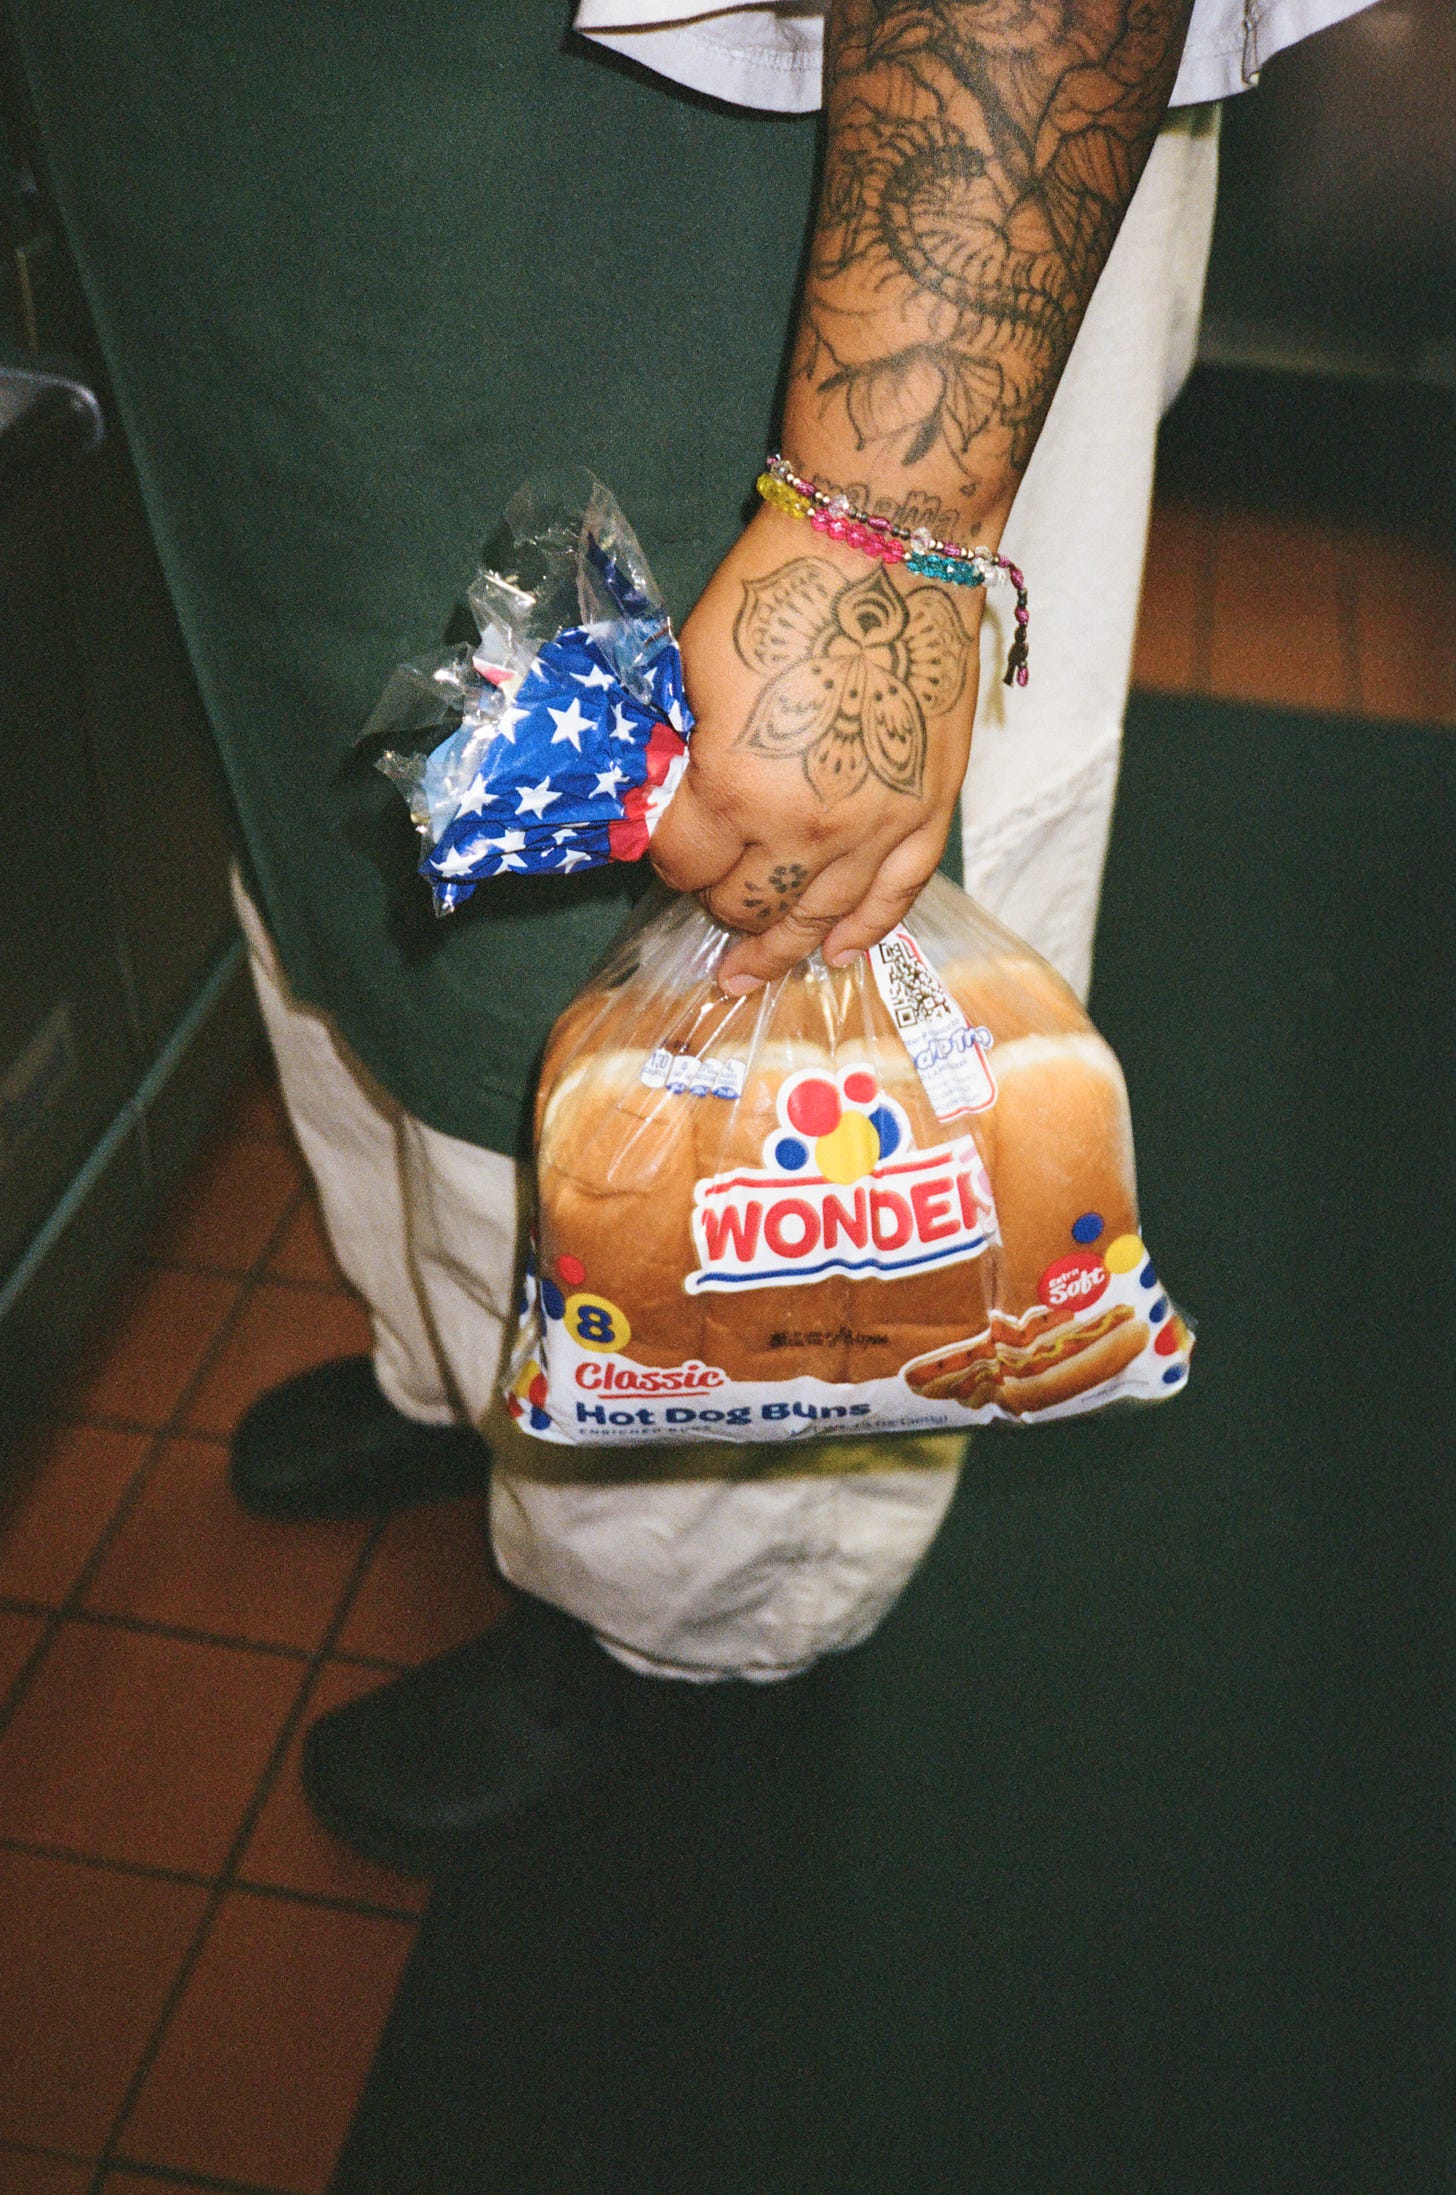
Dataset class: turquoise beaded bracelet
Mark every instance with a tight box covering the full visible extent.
[757,452,1030,688]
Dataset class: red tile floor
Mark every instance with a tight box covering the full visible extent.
[0,1072,508,2195]
[1,483,1452,2194]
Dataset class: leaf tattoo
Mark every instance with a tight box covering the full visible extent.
[733,560,969,804]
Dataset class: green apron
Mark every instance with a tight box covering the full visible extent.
[12,1,821,1153]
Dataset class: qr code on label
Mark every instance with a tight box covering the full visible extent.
[874,933,955,1031]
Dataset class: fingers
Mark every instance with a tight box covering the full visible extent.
[817,829,946,964]
[716,827,946,995]
[715,846,889,993]
[699,852,817,934]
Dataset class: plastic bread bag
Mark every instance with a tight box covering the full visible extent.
[505,874,1194,1447]
[362,474,691,913]
[362,473,1193,1450]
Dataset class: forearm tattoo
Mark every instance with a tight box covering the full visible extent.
[797,0,1194,494]
[733,557,971,804]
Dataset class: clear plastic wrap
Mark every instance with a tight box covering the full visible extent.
[507,873,1194,1448]
[365,474,690,911]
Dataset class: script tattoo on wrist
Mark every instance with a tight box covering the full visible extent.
[813,476,967,539]
[733,557,970,805]
[797,0,1193,487]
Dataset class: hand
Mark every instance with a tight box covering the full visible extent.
[649,504,983,992]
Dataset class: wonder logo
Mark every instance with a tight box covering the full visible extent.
[687,1068,997,1293]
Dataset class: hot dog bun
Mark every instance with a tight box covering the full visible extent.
[977,1031,1138,1314]
[941,952,1089,1042]
[536,1047,702,1370]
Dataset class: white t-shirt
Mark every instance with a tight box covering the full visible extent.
[573,0,1380,111]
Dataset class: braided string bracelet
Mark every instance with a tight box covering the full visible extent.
[757,452,1030,687]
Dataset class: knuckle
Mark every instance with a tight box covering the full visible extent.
[703,885,763,934]
[780,902,836,944]
[801,809,845,853]
[649,845,688,889]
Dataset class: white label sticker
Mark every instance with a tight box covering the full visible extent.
[869,927,996,1120]
[640,1049,746,1100]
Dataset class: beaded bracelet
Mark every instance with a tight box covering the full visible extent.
[757,452,1029,687]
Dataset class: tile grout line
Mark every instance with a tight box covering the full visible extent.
[3,1087,417,2192]
[29,1151,370,2195]
[0,1595,415,1675]
[107,2166,300,2193]
[110,2174,304,2195]
[0,2138,301,2195]
[101,2155,304,2195]
[0,1604,320,1662]
[0,2138,95,2169]
[0,1829,420,1925]
[222,1873,422,1929]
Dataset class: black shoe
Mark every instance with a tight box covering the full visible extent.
[301,1597,608,1873]
[230,1355,490,1520]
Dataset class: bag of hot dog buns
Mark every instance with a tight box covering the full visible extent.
[505,872,1193,1447]
[361,472,1193,1451]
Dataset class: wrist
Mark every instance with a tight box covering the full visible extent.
[774,417,1017,550]
[745,456,1029,689]
[761,448,1015,567]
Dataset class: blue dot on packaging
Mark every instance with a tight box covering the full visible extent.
[868,1107,900,1158]
[775,1136,809,1171]
[541,1278,565,1321]
[1161,1365,1185,1386]
[1149,1296,1168,1324]
[1139,1259,1157,1288]
[1071,1211,1104,1244]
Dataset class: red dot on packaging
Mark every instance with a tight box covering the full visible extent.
[842,1069,877,1105]
[1154,1324,1180,1357]
[528,1372,549,1407]
[786,1078,841,1137]
[558,1255,586,1286]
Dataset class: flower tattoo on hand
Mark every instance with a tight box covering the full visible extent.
[740,862,810,926]
[733,559,970,805]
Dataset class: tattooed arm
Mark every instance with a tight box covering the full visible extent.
[650,0,1196,992]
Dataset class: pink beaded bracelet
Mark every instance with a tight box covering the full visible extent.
[757,452,1030,687]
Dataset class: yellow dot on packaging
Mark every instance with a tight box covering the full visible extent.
[1104,1233,1145,1275]
[815,1111,880,1184]
[565,1292,632,1352]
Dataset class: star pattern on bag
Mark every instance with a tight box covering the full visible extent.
[418,628,692,910]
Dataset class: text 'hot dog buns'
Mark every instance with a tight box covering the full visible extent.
[510,875,1193,1447]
